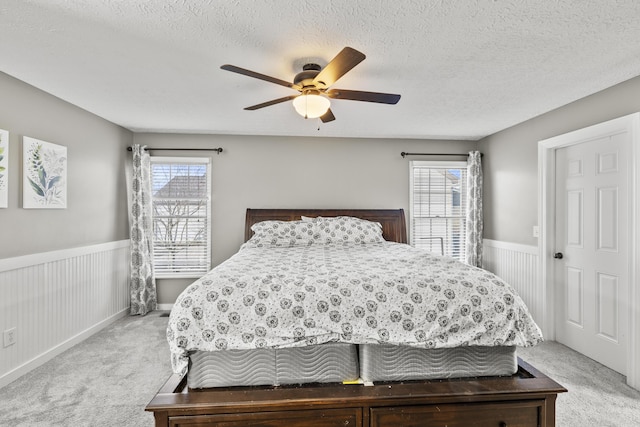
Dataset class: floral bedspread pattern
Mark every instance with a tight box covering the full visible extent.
[167,242,543,375]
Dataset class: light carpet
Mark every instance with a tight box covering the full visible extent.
[1,312,639,426]
[0,312,171,426]
[518,341,640,426]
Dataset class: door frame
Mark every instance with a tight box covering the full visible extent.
[538,112,640,389]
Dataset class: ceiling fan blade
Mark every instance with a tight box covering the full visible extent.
[326,89,401,104]
[320,108,335,123]
[312,47,366,88]
[221,64,300,90]
[244,95,299,110]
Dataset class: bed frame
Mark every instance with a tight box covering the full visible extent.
[243,208,408,244]
[146,208,566,427]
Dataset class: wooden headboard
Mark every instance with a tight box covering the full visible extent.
[244,209,407,244]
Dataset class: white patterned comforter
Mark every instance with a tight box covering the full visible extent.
[167,242,543,374]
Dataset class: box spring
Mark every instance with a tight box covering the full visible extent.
[188,342,359,388]
[359,344,518,382]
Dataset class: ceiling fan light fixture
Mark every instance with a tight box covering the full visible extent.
[221,47,400,123]
[292,93,330,119]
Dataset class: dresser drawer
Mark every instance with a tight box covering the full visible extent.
[169,408,361,427]
[370,400,542,427]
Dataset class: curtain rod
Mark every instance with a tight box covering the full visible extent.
[400,152,482,158]
[127,147,223,154]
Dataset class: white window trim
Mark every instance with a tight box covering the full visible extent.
[409,160,467,257]
[150,156,212,279]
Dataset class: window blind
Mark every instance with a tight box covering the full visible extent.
[151,158,211,278]
[410,161,468,262]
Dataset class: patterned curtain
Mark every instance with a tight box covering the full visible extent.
[128,145,157,315]
[466,151,483,267]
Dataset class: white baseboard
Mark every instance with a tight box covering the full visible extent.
[0,308,128,389]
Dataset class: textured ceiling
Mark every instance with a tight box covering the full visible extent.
[1,0,640,140]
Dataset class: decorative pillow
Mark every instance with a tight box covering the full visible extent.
[244,220,319,247]
[301,216,384,244]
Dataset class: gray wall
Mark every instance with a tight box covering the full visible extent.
[478,75,640,246]
[0,72,132,259]
[133,133,476,303]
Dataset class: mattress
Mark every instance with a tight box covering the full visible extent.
[359,344,518,382]
[188,342,359,388]
[168,240,543,377]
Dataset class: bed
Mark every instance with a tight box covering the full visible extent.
[146,208,566,427]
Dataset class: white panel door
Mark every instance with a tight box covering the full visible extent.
[555,133,628,374]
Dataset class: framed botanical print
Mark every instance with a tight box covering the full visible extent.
[23,136,67,209]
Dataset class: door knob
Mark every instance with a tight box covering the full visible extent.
[554,252,563,259]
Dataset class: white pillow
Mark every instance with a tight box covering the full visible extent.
[301,216,384,244]
[244,220,319,247]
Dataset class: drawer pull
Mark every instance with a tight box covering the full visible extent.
[499,422,507,427]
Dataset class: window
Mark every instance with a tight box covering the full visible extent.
[409,161,468,262]
[150,157,211,278]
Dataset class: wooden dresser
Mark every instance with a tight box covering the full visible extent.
[146,358,566,426]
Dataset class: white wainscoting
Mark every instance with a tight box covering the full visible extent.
[0,240,130,388]
[482,239,542,325]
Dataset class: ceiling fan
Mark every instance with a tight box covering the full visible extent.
[220,47,401,123]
